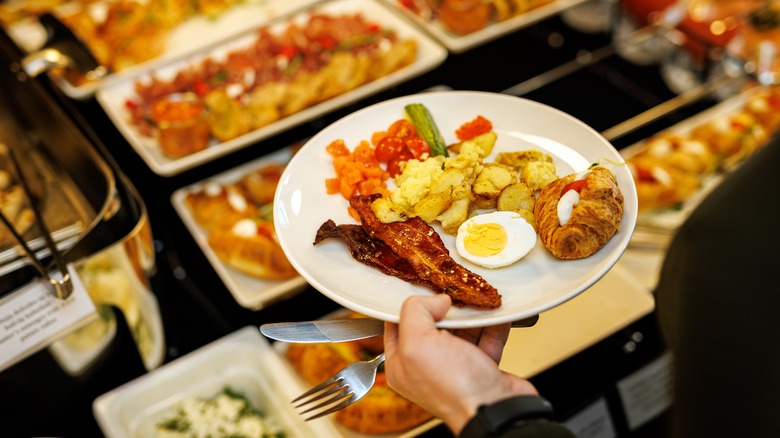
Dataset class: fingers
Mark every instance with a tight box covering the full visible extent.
[398,293,451,340]
[384,321,399,358]
[477,323,511,364]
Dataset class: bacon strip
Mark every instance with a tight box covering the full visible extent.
[314,219,437,289]
[350,194,501,309]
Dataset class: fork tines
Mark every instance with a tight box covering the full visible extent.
[292,376,356,421]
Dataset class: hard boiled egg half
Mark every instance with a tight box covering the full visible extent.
[455,211,537,269]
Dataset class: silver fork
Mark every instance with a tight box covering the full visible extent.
[292,353,385,420]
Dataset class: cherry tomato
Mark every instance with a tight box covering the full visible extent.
[404,136,430,159]
[387,119,416,138]
[387,149,414,177]
[560,179,587,197]
[376,136,406,162]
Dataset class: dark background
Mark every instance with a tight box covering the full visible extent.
[0,5,721,436]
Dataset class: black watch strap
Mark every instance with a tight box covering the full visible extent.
[459,395,555,437]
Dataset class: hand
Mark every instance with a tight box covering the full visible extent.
[384,294,539,435]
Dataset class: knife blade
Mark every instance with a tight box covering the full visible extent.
[260,318,385,343]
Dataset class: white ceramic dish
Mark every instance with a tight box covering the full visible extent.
[93,326,342,438]
[171,146,308,310]
[8,0,317,100]
[95,0,448,176]
[274,91,638,329]
[383,0,587,53]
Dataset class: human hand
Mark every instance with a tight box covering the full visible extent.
[384,294,539,435]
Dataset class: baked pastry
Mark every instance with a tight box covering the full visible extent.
[534,167,624,259]
[285,313,433,434]
[207,219,297,280]
[237,162,285,206]
[184,183,258,233]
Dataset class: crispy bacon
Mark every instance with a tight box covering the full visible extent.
[349,194,501,309]
[314,219,435,289]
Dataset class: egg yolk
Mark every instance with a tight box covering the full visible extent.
[463,223,507,257]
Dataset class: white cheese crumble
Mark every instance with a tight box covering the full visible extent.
[156,388,284,438]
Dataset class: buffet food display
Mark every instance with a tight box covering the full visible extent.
[172,146,307,310]
[388,0,588,52]
[96,0,448,175]
[622,84,780,230]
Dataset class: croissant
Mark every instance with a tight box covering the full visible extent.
[534,167,624,259]
[207,224,298,280]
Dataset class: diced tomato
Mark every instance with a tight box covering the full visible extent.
[560,179,587,196]
[405,136,430,159]
[124,99,139,110]
[768,94,780,110]
[375,136,406,161]
[193,81,210,97]
[456,115,493,141]
[386,158,404,177]
[366,23,381,33]
[316,35,338,50]
[279,44,297,59]
[387,119,416,138]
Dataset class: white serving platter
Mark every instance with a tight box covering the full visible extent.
[93,326,342,438]
[171,146,308,310]
[95,0,448,176]
[383,0,587,53]
[8,0,318,100]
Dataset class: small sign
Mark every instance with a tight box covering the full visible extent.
[564,397,617,438]
[617,351,674,430]
[0,265,96,371]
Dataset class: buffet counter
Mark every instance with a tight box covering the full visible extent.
[2,0,766,436]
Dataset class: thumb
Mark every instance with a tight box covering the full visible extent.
[399,294,451,339]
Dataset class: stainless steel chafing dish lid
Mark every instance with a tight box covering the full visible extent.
[0,30,132,297]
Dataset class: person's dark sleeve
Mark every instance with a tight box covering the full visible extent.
[458,396,576,438]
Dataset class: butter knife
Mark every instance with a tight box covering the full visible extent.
[260,314,540,343]
[260,318,385,343]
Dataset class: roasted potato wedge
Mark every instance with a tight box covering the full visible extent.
[371,197,408,223]
[495,150,553,172]
[473,163,516,209]
[412,192,452,223]
[497,182,535,212]
[520,161,558,191]
[437,197,473,235]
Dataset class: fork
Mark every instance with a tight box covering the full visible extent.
[292,353,385,420]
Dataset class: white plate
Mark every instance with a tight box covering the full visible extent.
[274,91,638,328]
[93,326,342,438]
[383,0,587,53]
[171,147,308,310]
[95,0,448,176]
[9,0,318,100]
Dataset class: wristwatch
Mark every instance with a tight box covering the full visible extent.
[459,395,558,437]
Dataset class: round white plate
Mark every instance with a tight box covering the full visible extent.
[274,91,638,328]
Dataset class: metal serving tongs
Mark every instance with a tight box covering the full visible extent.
[0,144,72,299]
[20,12,108,83]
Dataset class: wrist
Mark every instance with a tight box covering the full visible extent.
[457,395,556,438]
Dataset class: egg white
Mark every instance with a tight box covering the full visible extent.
[455,211,537,269]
